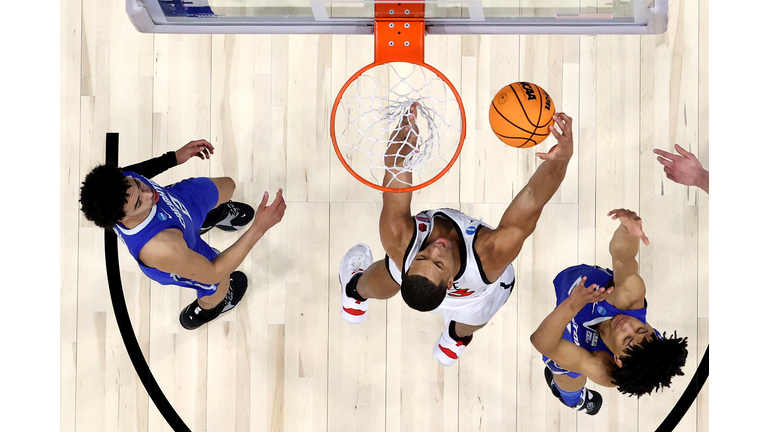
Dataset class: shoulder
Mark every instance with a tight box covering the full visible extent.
[585,351,618,388]
[471,226,512,279]
[380,215,416,267]
[605,274,647,310]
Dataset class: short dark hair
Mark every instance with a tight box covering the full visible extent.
[611,330,688,397]
[79,163,130,229]
[400,272,448,312]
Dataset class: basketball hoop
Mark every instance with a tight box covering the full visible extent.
[330,1,466,193]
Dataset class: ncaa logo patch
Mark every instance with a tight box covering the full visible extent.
[597,306,606,315]
[157,212,168,222]
[466,226,476,235]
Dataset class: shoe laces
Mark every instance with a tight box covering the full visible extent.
[223,283,235,305]
[349,255,371,273]
[224,201,238,216]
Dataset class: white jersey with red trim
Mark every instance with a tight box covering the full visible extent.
[385,208,515,323]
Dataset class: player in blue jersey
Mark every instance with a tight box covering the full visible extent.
[79,139,286,330]
[530,209,688,415]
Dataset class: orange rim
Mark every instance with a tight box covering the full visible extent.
[330,61,466,193]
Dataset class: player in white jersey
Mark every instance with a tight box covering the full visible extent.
[339,103,575,366]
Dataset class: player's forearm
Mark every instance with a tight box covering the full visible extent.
[508,159,569,217]
[209,225,268,281]
[608,225,639,261]
[530,297,581,356]
[525,159,569,206]
[123,151,177,179]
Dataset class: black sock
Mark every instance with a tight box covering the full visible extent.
[346,273,367,302]
[448,321,473,344]
[202,204,227,227]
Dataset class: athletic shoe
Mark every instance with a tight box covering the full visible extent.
[179,300,224,330]
[544,367,603,415]
[339,243,373,324]
[200,201,255,234]
[179,271,248,330]
[433,321,473,366]
[220,271,248,314]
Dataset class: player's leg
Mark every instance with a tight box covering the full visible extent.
[209,177,236,207]
[356,261,402,300]
[339,244,401,324]
[200,177,255,233]
[543,365,602,415]
[454,322,486,337]
[179,271,249,330]
[433,320,486,366]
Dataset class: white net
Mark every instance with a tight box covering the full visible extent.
[333,62,464,191]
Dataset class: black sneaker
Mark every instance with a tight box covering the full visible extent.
[220,271,248,314]
[544,367,603,415]
[178,271,248,330]
[200,201,255,234]
[179,299,224,330]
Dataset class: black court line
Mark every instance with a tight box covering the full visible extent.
[655,346,709,432]
[104,132,192,432]
[102,131,708,431]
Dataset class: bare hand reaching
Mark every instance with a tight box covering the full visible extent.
[175,139,214,165]
[536,112,574,163]
[608,209,650,246]
[252,188,287,233]
[568,276,613,308]
[385,102,420,169]
[653,144,709,193]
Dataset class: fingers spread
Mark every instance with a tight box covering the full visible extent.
[674,143,692,157]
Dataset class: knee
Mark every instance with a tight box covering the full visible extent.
[223,177,236,191]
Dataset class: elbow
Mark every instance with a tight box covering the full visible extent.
[530,332,545,355]
[530,332,555,358]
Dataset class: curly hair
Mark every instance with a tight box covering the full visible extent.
[79,163,130,228]
[611,330,688,397]
[400,273,448,312]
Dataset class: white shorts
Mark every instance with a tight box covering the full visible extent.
[386,256,514,326]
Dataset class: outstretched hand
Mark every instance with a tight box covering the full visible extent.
[253,188,287,232]
[653,144,709,193]
[569,276,613,307]
[385,102,420,169]
[536,112,573,163]
[608,209,650,246]
[175,139,214,165]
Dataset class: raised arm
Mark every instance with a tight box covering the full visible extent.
[123,139,214,179]
[139,189,285,284]
[379,104,418,259]
[607,209,649,309]
[480,113,574,272]
[653,144,709,194]
[530,277,616,387]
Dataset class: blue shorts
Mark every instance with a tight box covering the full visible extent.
[543,356,582,379]
[164,177,220,232]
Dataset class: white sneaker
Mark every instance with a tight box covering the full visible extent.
[433,321,473,366]
[338,243,373,324]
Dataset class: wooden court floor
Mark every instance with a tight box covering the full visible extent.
[60,0,709,431]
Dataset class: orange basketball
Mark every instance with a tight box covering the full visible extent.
[489,82,555,148]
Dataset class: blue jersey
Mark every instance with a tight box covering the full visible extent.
[543,264,650,377]
[114,171,220,297]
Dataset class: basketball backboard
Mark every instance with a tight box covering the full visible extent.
[127,0,668,34]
